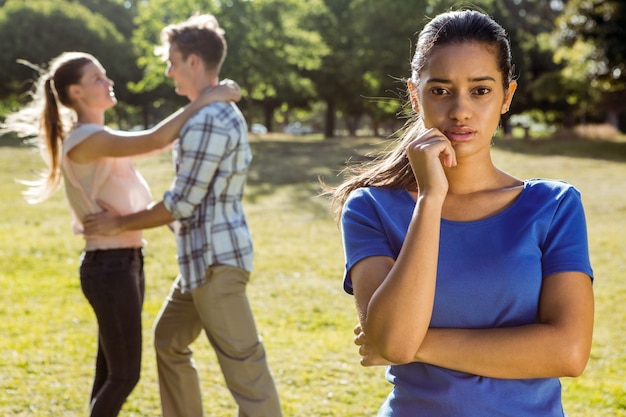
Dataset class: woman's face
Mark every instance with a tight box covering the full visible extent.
[413,42,516,157]
[73,61,116,110]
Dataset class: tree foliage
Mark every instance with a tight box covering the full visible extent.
[0,0,138,104]
[1,0,625,134]
[219,0,328,131]
[130,0,328,130]
[306,0,428,137]
[551,0,626,126]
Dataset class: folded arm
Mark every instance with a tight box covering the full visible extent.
[354,270,594,379]
[352,195,444,364]
[414,271,593,378]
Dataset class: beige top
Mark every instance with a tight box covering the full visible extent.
[61,124,152,250]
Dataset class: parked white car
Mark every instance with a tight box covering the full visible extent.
[251,123,268,134]
[283,122,313,135]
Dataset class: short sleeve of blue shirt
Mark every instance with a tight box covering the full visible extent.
[341,187,415,294]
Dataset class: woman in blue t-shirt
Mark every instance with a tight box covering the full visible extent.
[328,9,594,417]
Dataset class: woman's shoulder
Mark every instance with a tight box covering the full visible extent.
[344,187,413,218]
[346,186,409,204]
[63,124,106,153]
[524,178,581,198]
[520,179,584,212]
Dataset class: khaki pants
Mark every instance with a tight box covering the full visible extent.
[153,264,282,417]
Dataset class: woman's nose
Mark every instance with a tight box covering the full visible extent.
[449,95,472,121]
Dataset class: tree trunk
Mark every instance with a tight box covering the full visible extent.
[142,103,150,130]
[501,114,512,136]
[371,117,380,137]
[263,104,274,132]
[606,108,619,130]
[325,99,335,138]
[345,115,359,137]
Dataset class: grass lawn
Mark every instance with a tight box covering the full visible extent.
[1,133,625,416]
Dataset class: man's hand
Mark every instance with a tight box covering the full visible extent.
[83,200,123,236]
[354,323,397,367]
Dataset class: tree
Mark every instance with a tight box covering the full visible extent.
[353,0,429,136]
[551,0,626,129]
[0,0,139,123]
[130,0,327,131]
[218,0,328,132]
[67,0,137,38]
[306,0,425,138]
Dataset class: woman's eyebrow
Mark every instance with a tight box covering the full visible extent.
[426,76,497,84]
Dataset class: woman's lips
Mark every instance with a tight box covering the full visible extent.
[445,128,475,143]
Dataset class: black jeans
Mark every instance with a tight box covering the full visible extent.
[80,248,144,417]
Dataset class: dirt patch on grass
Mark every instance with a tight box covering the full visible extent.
[553,124,625,142]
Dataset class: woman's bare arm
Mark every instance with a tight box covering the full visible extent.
[68,81,241,163]
[355,271,594,379]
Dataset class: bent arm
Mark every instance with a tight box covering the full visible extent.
[352,195,444,364]
[355,271,594,379]
[116,201,174,232]
[414,271,594,379]
[68,82,241,163]
[350,128,458,364]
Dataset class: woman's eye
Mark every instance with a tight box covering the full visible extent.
[474,87,491,95]
[431,87,448,96]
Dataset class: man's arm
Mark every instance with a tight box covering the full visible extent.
[83,200,174,236]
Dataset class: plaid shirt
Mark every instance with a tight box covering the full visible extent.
[163,102,253,293]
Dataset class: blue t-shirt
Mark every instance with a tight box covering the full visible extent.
[341,179,593,417]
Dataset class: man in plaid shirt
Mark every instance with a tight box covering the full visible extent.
[83,13,282,417]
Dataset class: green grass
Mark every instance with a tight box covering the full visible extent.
[1,133,625,416]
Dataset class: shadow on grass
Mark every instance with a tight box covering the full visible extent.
[246,137,385,219]
[4,132,625,163]
[494,136,626,163]
[247,137,383,191]
[247,135,626,219]
[0,134,33,147]
[248,136,626,193]
[6,133,623,217]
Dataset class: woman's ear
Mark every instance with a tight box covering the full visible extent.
[68,85,83,101]
[501,80,517,114]
[407,80,419,113]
